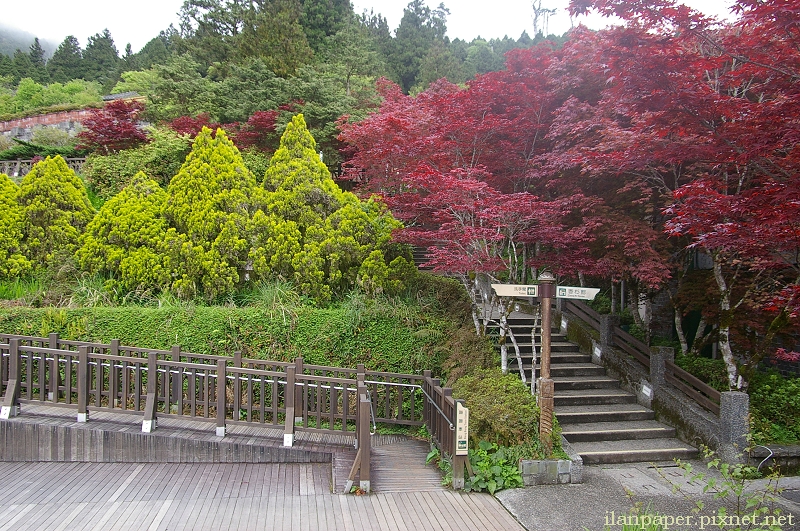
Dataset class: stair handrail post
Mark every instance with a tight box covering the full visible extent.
[719,391,749,464]
[537,271,556,454]
[649,346,674,391]
[142,351,158,432]
[599,314,619,350]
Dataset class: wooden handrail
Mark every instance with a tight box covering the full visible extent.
[562,300,723,416]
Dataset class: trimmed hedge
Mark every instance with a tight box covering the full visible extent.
[0,304,447,374]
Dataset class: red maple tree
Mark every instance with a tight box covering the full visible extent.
[77,100,149,153]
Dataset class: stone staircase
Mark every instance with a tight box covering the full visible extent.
[496,312,697,465]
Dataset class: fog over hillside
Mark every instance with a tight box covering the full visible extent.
[0,23,57,58]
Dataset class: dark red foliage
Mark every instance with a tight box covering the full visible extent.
[77,100,149,153]
[168,113,220,137]
[233,110,280,151]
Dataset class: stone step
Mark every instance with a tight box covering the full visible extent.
[554,389,637,406]
[555,403,655,424]
[550,364,607,377]
[508,361,606,375]
[560,420,677,442]
[553,376,620,390]
[498,342,580,354]
[507,352,591,365]
[568,438,698,465]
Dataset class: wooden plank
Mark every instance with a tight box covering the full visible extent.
[665,373,721,415]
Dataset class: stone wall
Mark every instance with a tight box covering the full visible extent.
[0,109,94,141]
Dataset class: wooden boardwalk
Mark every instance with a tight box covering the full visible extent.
[0,404,527,529]
[0,461,527,530]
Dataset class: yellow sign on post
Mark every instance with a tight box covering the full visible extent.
[455,402,469,455]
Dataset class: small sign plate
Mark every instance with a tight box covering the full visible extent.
[491,284,538,297]
[555,286,600,301]
[455,402,469,456]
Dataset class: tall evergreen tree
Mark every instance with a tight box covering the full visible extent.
[134,30,175,70]
[27,38,49,83]
[48,36,84,83]
[300,0,354,54]
[164,127,262,299]
[11,49,33,84]
[238,0,314,77]
[389,0,450,93]
[83,29,121,91]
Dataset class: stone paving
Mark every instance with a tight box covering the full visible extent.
[497,461,800,531]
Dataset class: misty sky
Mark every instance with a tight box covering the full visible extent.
[5,0,736,54]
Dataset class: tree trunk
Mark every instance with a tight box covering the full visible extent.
[673,305,689,355]
[713,253,741,390]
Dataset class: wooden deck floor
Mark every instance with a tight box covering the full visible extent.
[0,461,527,531]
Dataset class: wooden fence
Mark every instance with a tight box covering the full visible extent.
[562,300,722,415]
[0,332,468,489]
[0,158,86,179]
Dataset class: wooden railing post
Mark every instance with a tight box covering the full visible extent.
[233,350,242,417]
[293,357,304,424]
[1,339,21,419]
[49,333,60,403]
[347,383,372,493]
[431,377,441,442]
[284,365,296,447]
[76,346,89,422]
[110,339,120,407]
[170,345,181,406]
[422,370,431,429]
[142,351,157,432]
[216,359,226,437]
[358,383,371,492]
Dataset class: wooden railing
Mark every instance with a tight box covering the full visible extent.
[0,158,86,179]
[562,300,722,415]
[0,332,469,490]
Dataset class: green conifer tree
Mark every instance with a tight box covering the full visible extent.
[0,174,31,278]
[17,156,95,268]
[76,173,172,293]
[165,127,263,299]
[259,114,410,301]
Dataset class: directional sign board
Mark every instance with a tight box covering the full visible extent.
[491,284,599,301]
[491,284,538,297]
[556,286,601,301]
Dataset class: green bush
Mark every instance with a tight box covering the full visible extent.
[81,126,191,198]
[452,368,539,447]
[0,173,31,278]
[463,441,523,494]
[748,371,800,444]
[588,292,612,314]
[674,355,729,392]
[676,355,799,444]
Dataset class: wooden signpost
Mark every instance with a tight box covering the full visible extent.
[491,277,599,451]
